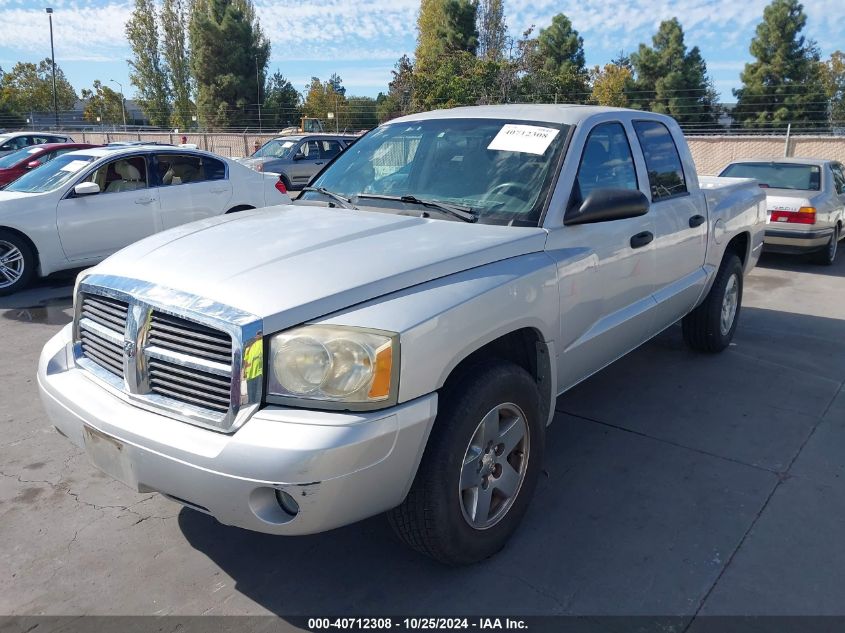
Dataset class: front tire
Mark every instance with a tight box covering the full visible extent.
[682,253,743,353]
[0,230,35,296]
[388,360,544,565]
[814,225,839,266]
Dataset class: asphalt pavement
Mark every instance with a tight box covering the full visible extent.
[1,252,844,621]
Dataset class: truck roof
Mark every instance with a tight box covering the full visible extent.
[388,104,656,127]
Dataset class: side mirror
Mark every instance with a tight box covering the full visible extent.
[26,160,41,169]
[73,182,101,196]
[564,188,650,226]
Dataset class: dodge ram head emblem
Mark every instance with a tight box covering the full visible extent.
[123,340,136,358]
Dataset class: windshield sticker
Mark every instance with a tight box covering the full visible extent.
[60,160,91,172]
[488,124,559,155]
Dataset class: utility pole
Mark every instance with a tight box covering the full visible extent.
[110,79,127,132]
[46,7,58,129]
[255,56,262,132]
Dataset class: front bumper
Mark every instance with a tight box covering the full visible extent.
[764,227,833,253]
[38,325,437,535]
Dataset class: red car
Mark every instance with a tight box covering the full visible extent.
[0,143,100,187]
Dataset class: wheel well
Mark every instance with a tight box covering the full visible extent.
[726,231,749,268]
[443,328,553,424]
[225,205,254,214]
[0,226,39,269]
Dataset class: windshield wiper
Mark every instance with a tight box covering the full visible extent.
[355,194,478,223]
[302,186,358,210]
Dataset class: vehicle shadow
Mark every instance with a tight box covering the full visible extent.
[177,308,845,617]
[756,250,845,278]
[0,268,81,325]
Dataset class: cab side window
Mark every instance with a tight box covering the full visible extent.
[573,122,638,206]
[633,121,688,201]
[86,156,148,194]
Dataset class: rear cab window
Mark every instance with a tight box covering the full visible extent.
[633,121,688,201]
[156,153,226,184]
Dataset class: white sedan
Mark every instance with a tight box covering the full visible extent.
[0,145,291,294]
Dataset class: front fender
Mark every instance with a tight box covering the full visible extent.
[314,252,560,407]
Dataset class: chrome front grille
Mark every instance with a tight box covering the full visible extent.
[148,312,233,364]
[78,295,128,378]
[72,277,263,433]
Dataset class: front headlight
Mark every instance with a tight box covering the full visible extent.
[266,325,398,408]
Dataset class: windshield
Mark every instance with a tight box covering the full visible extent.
[720,162,821,191]
[0,146,42,169]
[302,118,570,226]
[5,153,97,193]
[253,139,298,159]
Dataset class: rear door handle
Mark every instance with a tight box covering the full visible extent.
[134,197,156,205]
[689,214,706,228]
[210,187,228,194]
[315,162,324,166]
[630,231,654,249]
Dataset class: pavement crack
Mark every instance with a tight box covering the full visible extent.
[512,574,568,614]
[556,409,778,474]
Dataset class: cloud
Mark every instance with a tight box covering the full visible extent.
[0,2,131,59]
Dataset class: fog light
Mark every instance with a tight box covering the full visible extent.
[275,489,300,517]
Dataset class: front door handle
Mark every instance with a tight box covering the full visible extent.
[314,162,324,166]
[134,197,156,205]
[210,187,228,194]
[630,231,654,249]
[689,214,706,228]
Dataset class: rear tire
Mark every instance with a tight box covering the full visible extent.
[682,253,743,353]
[388,359,544,565]
[0,230,35,296]
[813,225,839,266]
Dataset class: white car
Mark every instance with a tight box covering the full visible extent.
[0,145,291,294]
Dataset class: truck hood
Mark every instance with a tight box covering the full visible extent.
[91,205,548,332]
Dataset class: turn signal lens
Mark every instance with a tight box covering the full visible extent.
[275,179,287,195]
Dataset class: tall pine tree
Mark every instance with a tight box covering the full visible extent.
[190,0,270,130]
[518,14,588,103]
[733,0,827,128]
[126,0,171,127]
[477,0,506,60]
[628,19,719,125]
[161,0,193,129]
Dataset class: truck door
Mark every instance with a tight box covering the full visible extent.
[545,121,658,391]
[632,120,708,328]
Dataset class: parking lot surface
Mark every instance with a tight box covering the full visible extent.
[1,253,844,619]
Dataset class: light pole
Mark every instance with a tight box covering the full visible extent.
[109,79,127,132]
[255,56,262,132]
[45,8,58,129]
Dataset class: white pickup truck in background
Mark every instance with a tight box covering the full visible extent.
[39,105,766,565]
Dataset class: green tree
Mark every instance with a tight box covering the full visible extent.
[346,96,379,130]
[161,0,194,129]
[190,0,271,130]
[590,64,633,107]
[820,51,845,125]
[628,18,719,124]
[263,71,301,130]
[0,59,77,114]
[733,0,828,128]
[477,0,506,60]
[126,0,171,127]
[81,80,125,125]
[377,55,415,121]
[302,76,347,129]
[415,0,478,73]
[518,14,589,103]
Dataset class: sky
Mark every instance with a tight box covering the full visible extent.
[0,0,844,104]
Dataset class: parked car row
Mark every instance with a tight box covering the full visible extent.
[37,104,770,565]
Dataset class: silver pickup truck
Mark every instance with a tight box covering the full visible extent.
[38,105,765,565]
